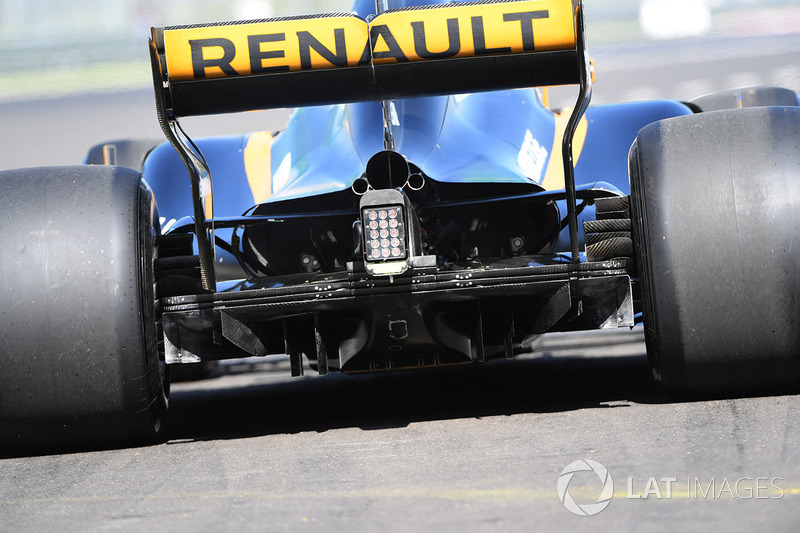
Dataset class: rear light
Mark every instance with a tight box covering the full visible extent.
[356,186,427,278]
[362,205,407,262]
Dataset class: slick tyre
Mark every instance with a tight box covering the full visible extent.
[629,107,800,395]
[0,166,168,449]
[84,139,162,172]
[690,86,800,112]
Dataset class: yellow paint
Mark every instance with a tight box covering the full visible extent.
[204,191,213,218]
[161,0,577,80]
[541,107,588,190]
[243,131,274,204]
[613,486,794,500]
[371,0,576,64]
[164,16,368,81]
[4,484,797,506]
[0,487,550,506]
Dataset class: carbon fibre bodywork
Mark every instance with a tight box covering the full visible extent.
[142,0,692,373]
[143,97,692,277]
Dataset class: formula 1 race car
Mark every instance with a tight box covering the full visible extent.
[2,0,800,448]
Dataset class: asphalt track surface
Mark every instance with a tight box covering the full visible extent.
[2,34,800,532]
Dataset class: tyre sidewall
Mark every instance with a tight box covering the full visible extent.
[0,166,166,447]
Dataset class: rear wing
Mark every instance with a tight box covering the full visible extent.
[151,0,582,116]
[148,0,591,291]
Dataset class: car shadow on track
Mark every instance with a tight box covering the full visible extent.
[164,328,669,444]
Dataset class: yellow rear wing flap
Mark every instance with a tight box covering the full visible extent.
[150,0,583,116]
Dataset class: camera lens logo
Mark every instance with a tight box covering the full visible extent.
[558,459,614,516]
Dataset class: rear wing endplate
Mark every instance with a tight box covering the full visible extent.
[149,0,592,290]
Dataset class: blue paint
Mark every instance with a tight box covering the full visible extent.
[140,0,694,263]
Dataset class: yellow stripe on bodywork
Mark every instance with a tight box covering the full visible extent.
[541,108,588,190]
[243,131,273,204]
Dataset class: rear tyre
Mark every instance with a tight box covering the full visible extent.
[0,166,168,448]
[629,107,800,395]
[83,139,162,172]
[690,86,800,112]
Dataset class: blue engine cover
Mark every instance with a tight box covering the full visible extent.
[140,0,693,260]
[143,96,691,228]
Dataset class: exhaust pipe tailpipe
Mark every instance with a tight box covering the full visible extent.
[351,175,370,195]
[365,150,410,190]
[405,172,425,191]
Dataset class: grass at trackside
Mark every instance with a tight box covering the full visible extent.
[0,60,151,102]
